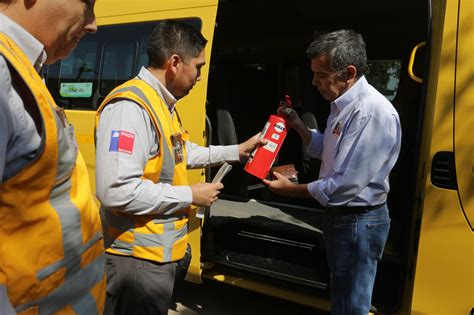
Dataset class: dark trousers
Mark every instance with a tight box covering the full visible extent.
[104,253,177,315]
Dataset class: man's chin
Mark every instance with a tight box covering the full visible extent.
[176,91,191,100]
[45,47,76,65]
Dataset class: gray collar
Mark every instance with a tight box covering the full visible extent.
[137,66,177,113]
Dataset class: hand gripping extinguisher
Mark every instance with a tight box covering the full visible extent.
[244,95,292,179]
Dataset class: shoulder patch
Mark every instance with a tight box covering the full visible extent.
[109,130,135,154]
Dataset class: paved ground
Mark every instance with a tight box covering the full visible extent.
[169,279,329,315]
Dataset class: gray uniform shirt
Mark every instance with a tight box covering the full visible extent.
[0,13,47,314]
[0,14,47,183]
[95,67,239,215]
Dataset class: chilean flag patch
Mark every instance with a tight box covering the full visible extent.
[109,130,135,154]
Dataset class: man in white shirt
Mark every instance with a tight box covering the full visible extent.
[264,30,402,315]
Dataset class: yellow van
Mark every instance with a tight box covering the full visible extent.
[45,0,472,313]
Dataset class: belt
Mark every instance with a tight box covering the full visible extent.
[326,203,386,215]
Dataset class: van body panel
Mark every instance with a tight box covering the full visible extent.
[410,0,473,313]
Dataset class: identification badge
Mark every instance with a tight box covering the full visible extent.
[332,121,343,137]
[54,107,69,128]
[171,133,184,164]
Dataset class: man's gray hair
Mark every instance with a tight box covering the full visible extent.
[306,30,367,77]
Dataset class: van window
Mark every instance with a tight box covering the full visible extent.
[45,18,202,110]
[99,41,137,96]
[366,60,402,101]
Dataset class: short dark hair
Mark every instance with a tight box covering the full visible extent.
[306,29,367,77]
[147,20,207,68]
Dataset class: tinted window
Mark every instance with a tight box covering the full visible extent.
[45,18,202,110]
[366,60,402,101]
[99,41,137,96]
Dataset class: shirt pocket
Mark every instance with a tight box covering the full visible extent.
[53,109,78,184]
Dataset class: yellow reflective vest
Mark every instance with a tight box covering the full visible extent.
[96,79,190,263]
[0,33,105,314]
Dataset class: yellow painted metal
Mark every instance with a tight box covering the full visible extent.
[454,0,474,231]
[202,269,332,312]
[94,0,217,20]
[408,42,426,83]
[65,110,98,194]
[409,0,474,313]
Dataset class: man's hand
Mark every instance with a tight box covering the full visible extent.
[263,172,311,198]
[277,105,304,129]
[262,172,294,196]
[238,133,267,160]
[277,106,312,145]
[191,182,224,207]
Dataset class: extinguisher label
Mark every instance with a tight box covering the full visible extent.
[274,122,285,132]
[264,141,278,153]
[271,133,280,140]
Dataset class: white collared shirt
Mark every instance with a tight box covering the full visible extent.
[96,67,239,215]
[306,76,402,207]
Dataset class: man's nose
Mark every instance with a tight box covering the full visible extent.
[84,11,98,34]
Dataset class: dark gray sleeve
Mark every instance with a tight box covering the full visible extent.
[0,286,15,315]
[0,57,13,184]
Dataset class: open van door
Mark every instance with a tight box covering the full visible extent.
[200,0,430,312]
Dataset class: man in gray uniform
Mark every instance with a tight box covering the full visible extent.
[95,20,262,315]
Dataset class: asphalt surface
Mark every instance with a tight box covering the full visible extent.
[169,279,329,315]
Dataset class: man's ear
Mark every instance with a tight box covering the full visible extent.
[25,0,37,9]
[345,65,357,81]
[168,54,181,74]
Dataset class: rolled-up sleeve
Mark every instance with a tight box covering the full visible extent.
[95,100,192,215]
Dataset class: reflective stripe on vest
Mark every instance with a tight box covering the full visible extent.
[97,80,190,263]
[0,33,105,314]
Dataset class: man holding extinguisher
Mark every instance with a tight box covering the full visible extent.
[263,29,402,315]
[95,20,263,315]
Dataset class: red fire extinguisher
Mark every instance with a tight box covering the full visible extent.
[244,95,292,179]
